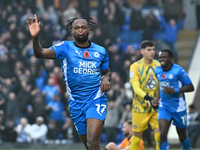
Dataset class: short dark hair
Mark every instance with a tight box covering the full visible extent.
[66,18,95,30]
[126,120,132,126]
[161,49,174,58]
[140,40,154,49]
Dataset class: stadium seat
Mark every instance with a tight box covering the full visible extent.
[153,31,166,41]
[118,31,143,44]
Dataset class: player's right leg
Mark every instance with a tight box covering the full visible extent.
[158,107,172,150]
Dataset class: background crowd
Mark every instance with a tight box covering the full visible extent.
[0,0,199,148]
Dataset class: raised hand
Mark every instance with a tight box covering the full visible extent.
[27,14,41,38]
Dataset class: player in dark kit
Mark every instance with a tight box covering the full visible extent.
[27,14,111,150]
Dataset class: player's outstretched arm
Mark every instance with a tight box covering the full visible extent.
[27,14,56,59]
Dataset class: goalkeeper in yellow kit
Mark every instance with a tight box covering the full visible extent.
[129,40,160,150]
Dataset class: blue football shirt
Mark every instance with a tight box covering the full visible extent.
[155,63,192,112]
[49,41,109,105]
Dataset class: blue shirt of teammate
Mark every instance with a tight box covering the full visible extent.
[155,63,192,112]
[49,41,109,107]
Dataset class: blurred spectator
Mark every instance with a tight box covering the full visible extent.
[130,3,143,31]
[0,110,5,144]
[120,60,131,83]
[0,93,6,112]
[154,38,171,59]
[29,116,48,143]
[77,0,90,17]
[191,0,200,29]
[16,117,31,143]
[35,66,48,92]
[161,0,183,22]
[187,104,200,148]
[101,13,118,44]
[92,27,106,47]
[16,83,33,118]
[45,93,66,129]
[104,100,120,143]
[62,117,74,143]
[105,120,144,150]
[42,77,60,103]
[50,66,66,94]
[159,14,185,63]
[20,8,33,27]
[1,119,17,143]
[45,120,60,144]
[119,103,132,126]
[142,12,160,41]
[0,54,14,78]
[5,92,20,125]
[27,94,47,124]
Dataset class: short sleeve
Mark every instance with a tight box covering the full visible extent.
[100,48,109,70]
[49,41,66,60]
[130,63,139,83]
[177,68,192,86]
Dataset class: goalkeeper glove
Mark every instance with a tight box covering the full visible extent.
[144,94,158,111]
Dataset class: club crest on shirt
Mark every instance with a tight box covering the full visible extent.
[146,73,156,89]
[133,123,137,129]
[169,74,173,79]
[94,52,100,58]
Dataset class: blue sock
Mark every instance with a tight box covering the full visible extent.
[181,136,191,150]
[159,141,169,150]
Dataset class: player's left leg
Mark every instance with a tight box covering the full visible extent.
[85,97,107,150]
[86,118,104,150]
[173,110,191,150]
[149,111,160,150]
[176,127,191,150]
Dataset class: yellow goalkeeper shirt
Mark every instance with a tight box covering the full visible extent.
[130,58,160,113]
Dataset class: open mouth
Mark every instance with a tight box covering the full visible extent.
[160,61,165,65]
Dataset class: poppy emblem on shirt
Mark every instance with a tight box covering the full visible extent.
[84,51,89,58]
[162,74,166,79]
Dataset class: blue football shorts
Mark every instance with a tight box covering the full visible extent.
[158,107,187,128]
[69,96,107,135]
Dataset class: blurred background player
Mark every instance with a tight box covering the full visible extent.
[27,15,111,150]
[154,49,194,150]
[105,120,144,150]
[129,40,160,150]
